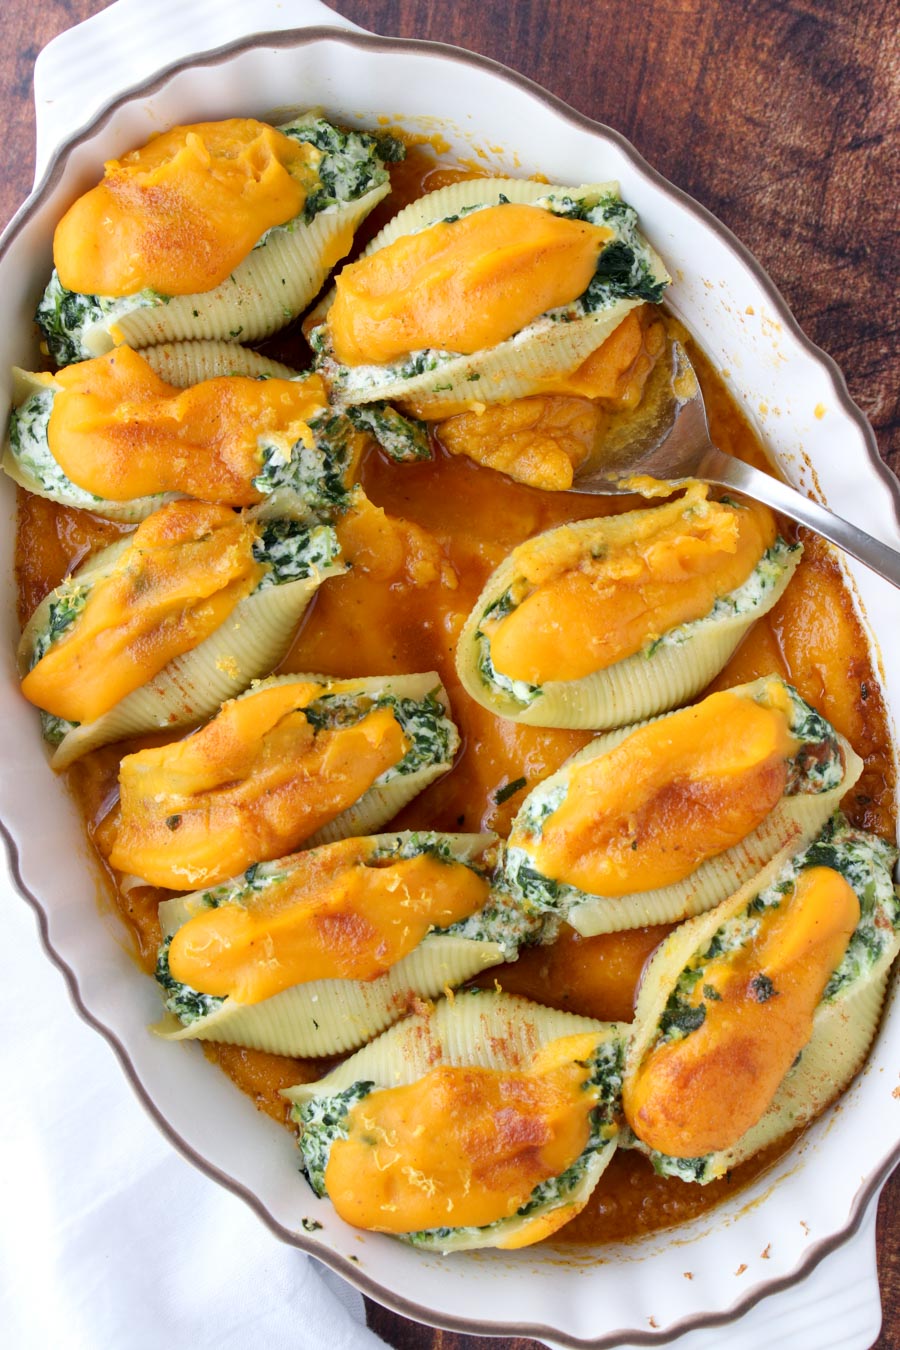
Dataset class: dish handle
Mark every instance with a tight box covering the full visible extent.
[31,0,366,186]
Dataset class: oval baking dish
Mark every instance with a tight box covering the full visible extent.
[1,2,898,1345]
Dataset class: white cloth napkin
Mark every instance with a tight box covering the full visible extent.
[0,875,389,1350]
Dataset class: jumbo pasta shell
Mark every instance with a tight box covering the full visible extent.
[503,676,863,935]
[106,187,389,350]
[286,990,626,1252]
[3,345,300,522]
[284,989,619,1102]
[153,935,508,1058]
[312,179,669,411]
[18,534,345,770]
[153,832,518,1057]
[304,178,616,331]
[37,117,392,366]
[113,674,462,891]
[140,341,298,385]
[657,931,900,1183]
[623,818,900,1182]
[455,497,802,728]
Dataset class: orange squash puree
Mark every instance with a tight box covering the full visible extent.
[437,394,602,491]
[624,866,859,1157]
[544,306,667,405]
[54,120,318,297]
[472,923,675,1023]
[48,350,329,506]
[327,203,612,365]
[528,688,797,897]
[21,501,261,724]
[486,489,776,686]
[558,1136,800,1244]
[167,841,489,1002]
[110,685,409,889]
[14,490,128,625]
[202,1044,331,1127]
[324,1034,599,1236]
[289,460,613,835]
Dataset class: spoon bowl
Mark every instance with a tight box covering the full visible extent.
[573,340,900,587]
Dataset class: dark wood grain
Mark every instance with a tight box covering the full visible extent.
[0,2,896,1347]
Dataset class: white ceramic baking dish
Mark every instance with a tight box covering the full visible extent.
[2,1,898,1345]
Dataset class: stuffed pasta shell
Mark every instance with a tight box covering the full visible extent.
[502,677,862,934]
[456,484,800,727]
[153,832,538,1057]
[432,305,668,490]
[37,114,402,366]
[285,989,626,1250]
[4,346,364,522]
[18,500,345,768]
[309,177,669,412]
[621,815,900,1182]
[109,672,460,889]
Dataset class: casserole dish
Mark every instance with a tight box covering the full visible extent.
[2,0,898,1343]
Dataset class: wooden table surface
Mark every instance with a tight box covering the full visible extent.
[1,1,897,1346]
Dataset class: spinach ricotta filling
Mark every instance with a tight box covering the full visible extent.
[476,538,799,711]
[501,682,847,919]
[7,387,108,509]
[540,190,667,310]
[253,520,341,587]
[301,688,458,780]
[25,587,85,733]
[294,1035,623,1243]
[309,329,458,405]
[346,403,432,462]
[252,411,359,514]
[155,936,227,1025]
[431,886,543,958]
[278,116,403,223]
[36,271,163,367]
[296,1082,375,1197]
[28,586,88,669]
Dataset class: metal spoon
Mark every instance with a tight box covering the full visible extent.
[572,340,900,588]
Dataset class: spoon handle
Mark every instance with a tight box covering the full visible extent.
[696,445,900,589]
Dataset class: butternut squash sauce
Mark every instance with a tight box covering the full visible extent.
[15,148,896,1242]
[325,1034,599,1239]
[110,688,410,889]
[54,119,319,297]
[623,866,860,1156]
[168,843,489,1002]
[528,688,797,896]
[328,202,612,365]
